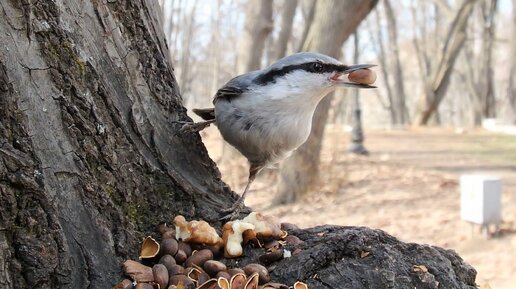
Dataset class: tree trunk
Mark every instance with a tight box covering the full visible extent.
[506,0,516,123]
[384,0,408,125]
[210,0,223,96]
[237,0,274,73]
[462,45,484,125]
[275,0,378,205]
[479,0,497,120]
[370,8,396,125]
[413,0,477,126]
[178,0,199,101]
[274,0,298,60]
[463,0,497,126]
[296,0,316,52]
[410,1,431,91]
[0,1,235,287]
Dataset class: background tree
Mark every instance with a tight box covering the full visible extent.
[274,0,378,205]
[507,0,516,122]
[349,32,368,155]
[237,0,274,73]
[367,1,408,126]
[383,0,408,125]
[412,0,477,125]
[177,0,199,99]
[162,0,200,106]
[161,0,514,132]
[462,0,497,125]
[296,0,316,51]
[274,0,298,59]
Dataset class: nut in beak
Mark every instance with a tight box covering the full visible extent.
[331,64,377,88]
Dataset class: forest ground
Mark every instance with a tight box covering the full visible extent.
[201,126,516,289]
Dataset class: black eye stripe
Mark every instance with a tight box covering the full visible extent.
[312,62,323,72]
[255,62,348,85]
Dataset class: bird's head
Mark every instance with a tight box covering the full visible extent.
[254,52,375,98]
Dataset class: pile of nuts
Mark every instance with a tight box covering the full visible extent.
[113,213,307,289]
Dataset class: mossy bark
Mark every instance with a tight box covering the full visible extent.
[0,0,235,288]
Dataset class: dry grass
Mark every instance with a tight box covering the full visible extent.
[200,126,516,289]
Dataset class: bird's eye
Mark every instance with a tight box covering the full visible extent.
[312,62,324,73]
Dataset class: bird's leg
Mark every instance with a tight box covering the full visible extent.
[175,119,215,134]
[219,164,262,221]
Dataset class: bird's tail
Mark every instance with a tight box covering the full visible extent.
[192,108,215,121]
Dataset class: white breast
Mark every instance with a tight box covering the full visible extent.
[215,81,332,166]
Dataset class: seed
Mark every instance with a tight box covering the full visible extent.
[348,69,376,85]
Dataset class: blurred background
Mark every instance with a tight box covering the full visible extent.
[159,1,515,288]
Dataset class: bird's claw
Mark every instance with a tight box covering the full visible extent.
[173,120,214,134]
[218,210,241,222]
[218,199,247,221]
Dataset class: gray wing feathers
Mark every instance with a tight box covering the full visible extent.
[213,86,244,103]
[192,108,215,120]
[213,70,261,103]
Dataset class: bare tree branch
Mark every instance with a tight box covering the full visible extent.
[413,0,477,125]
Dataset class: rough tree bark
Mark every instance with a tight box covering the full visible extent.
[275,0,378,205]
[0,1,477,289]
[236,226,476,289]
[0,1,235,287]
[413,0,477,126]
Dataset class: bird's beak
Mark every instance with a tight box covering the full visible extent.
[330,64,377,88]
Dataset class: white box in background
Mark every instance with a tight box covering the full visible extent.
[460,175,502,225]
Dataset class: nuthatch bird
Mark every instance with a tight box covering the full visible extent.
[184,52,376,220]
